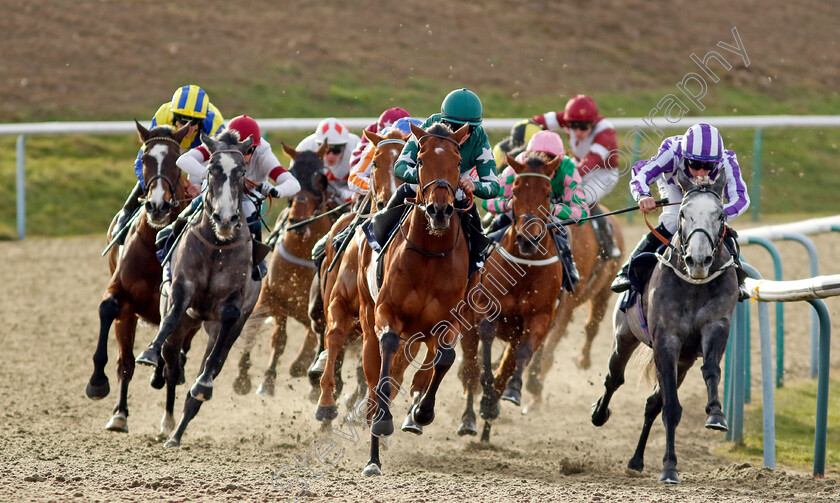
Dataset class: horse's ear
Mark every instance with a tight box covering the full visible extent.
[409,122,426,141]
[316,141,329,159]
[506,154,524,175]
[450,124,471,146]
[200,131,217,153]
[239,135,254,154]
[135,119,150,143]
[281,142,299,160]
[712,170,727,195]
[172,122,191,144]
[543,155,561,179]
[677,167,693,193]
[364,129,384,146]
[400,131,411,142]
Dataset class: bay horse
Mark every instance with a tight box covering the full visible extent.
[86,121,192,433]
[313,128,409,422]
[232,142,331,397]
[591,171,737,483]
[457,152,563,442]
[522,204,625,412]
[358,122,471,476]
[135,129,261,447]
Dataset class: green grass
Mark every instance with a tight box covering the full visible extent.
[720,376,840,470]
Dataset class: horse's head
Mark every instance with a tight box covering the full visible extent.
[364,128,410,211]
[135,120,190,228]
[676,169,728,279]
[200,130,253,241]
[506,152,559,256]
[409,121,469,234]
[282,143,329,236]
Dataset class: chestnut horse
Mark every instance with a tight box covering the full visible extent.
[232,143,332,397]
[313,128,409,422]
[522,205,624,412]
[457,152,564,442]
[135,130,261,447]
[358,122,471,476]
[86,121,192,433]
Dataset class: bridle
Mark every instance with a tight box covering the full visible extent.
[677,185,726,260]
[369,137,406,212]
[138,136,184,209]
[500,171,560,266]
[409,133,463,213]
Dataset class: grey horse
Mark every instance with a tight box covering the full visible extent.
[591,169,738,484]
[136,129,261,447]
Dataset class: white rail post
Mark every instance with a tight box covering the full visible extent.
[16,135,25,240]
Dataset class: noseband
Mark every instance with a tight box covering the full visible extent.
[139,136,183,208]
[511,172,553,243]
[412,133,461,212]
[678,185,726,259]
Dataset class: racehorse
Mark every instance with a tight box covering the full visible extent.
[232,142,332,396]
[313,128,409,422]
[135,129,261,447]
[358,122,471,476]
[522,204,625,412]
[86,121,192,433]
[457,152,564,442]
[591,171,737,483]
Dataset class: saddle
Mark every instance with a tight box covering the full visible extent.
[618,252,659,314]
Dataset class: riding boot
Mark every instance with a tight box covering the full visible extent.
[552,228,579,293]
[722,226,750,300]
[610,223,673,293]
[487,212,512,233]
[459,203,492,275]
[113,181,144,245]
[250,220,270,281]
[371,184,415,245]
[589,205,622,260]
[311,233,329,270]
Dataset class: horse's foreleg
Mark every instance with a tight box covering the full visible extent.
[579,286,612,370]
[701,321,730,431]
[232,351,252,396]
[316,308,354,421]
[136,282,194,367]
[105,311,138,433]
[478,319,500,421]
[87,295,119,399]
[164,394,203,448]
[502,313,553,407]
[257,315,287,397]
[526,300,573,400]
[655,338,687,484]
[307,271,327,386]
[191,297,243,402]
[369,330,400,437]
[458,328,480,436]
[291,328,318,378]
[413,341,456,427]
[591,326,641,427]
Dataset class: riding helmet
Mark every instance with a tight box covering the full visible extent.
[441,88,483,126]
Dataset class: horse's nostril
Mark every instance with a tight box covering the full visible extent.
[144,201,153,212]
[703,256,713,268]
[377,202,385,210]
[160,201,171,212]
[230,214,240,223]
[685,256,695,268]
[212,213,222,223]
[443,205,454,218]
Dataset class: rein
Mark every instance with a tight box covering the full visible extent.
[496,170,559,267]
[398,212,461,258]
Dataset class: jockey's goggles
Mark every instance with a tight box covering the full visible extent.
[173,113,201,127]
[568,121,593,131]
[685,158,718,172]
[326,145,345,155]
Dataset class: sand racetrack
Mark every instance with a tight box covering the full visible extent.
[1,227,839,502]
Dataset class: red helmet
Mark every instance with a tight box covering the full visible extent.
[563,95,599,123]
[377,107,410,131]
[227,115,261,146]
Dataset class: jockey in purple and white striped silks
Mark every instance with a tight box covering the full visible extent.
[629,123,750,234]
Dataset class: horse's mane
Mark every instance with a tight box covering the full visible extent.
[522,150,551,169]
[215,129,242,146]
[149,124,177,136]
[383,128,407,140]
[427,122,452,136]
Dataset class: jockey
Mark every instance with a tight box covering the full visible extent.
[113,85,225,244]
[491,119,543,169]
[347,116,424,198]
[162,115,301,280]
[295,118,361,203]
[348,107,411,174]
[483,130,587,291]
[610,123,750,293]
[533,95,621,259]
[371,88,499,274]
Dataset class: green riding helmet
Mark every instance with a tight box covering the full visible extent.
[441,88,483,126]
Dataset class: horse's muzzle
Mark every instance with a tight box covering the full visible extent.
[211,212,242,240]
[425,202,454,232]
[684,253,714,279]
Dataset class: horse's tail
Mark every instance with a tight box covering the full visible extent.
[233,301,272,351]
[634,346,657,386]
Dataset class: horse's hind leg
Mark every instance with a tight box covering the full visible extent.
[701,321,730,431]
[165,394,203,448]
[190,298,243,402]
[105,313,138,433]
[591,317,641,427]
[477,319,500,421]
[290,328,318,378]
[233,351,252,395]
[257,315,287,396]
[579,285,612,370]
[87,295,119,400]
[412,340,457,428]
[524,300,573,411]
[457,327,480,436]
[307,271,327,387]
[502,313,553,407]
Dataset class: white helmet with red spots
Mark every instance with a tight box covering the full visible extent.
[315,117,350,146]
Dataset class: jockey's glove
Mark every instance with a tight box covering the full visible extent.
[257,181,282,198]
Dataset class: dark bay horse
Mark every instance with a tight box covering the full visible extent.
[232,142,332,397]
[135,129,261,447]
[522,204,625,413]
[457,152,564,442]
[591,171,737,483]
[358,122,471,476]
[86,121,192,433]
[313,128,409,422]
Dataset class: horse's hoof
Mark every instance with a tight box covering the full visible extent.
[85,379,110,400]
[591,398,611,427]
[627,457,644,474]
[232,375,252,396]
[149,371,165,390]
[362,463,382,476]
[705,412,729,431]
[522,400,541,415]
[501,387,521,406]
[457,415,477,436]
[163,438,180,448]
[105,413,128,433]
[289,360,308,378]
[401,407,424,435]
[307,385,320,404]
[256,382,274,397]
[315,405,338,422]
[479,396,500,421]
[371,417,394,437]
[411,403,435,427]
[575,355,592,370]
[135,349,160,367]
[659,468,680,484]
[159,415,175,438]
[524,376,543,396]
[190,380,213,401]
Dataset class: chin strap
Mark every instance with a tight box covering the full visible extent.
[657,246,735,285]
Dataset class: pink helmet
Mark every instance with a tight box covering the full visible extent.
[377,107,410,131]
[526,130,565,157]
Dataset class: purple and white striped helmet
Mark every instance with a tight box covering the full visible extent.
[680,123,725,162]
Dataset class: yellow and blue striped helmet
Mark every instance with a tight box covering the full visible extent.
[170,85,209,119]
